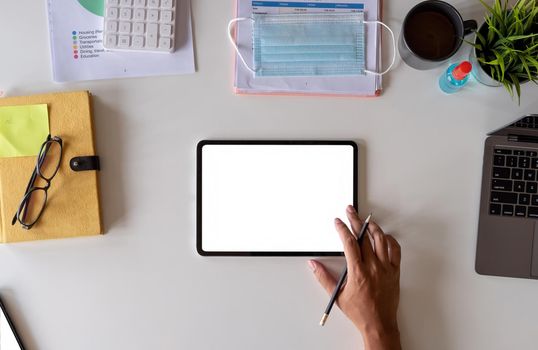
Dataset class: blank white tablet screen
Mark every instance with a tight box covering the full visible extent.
[201,143,356,252]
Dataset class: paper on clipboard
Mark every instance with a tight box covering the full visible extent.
[233,0,383,96]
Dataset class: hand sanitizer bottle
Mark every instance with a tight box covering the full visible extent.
[439,61,472,94]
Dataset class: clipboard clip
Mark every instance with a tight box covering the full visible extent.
[70,156,100,172]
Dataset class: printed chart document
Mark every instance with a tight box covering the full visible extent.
[233,0,383,96]
[46,0,195,82]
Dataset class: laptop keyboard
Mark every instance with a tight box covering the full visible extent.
[490,148,538,218]
[510,115,538,128]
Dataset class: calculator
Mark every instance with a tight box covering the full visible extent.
[103,0,176,53]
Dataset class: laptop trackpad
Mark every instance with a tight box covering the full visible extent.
[533,224,538,277]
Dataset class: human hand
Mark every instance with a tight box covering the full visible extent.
[309,205,401,350]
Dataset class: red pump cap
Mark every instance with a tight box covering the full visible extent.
[452,61,472,80]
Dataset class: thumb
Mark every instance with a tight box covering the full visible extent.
[308,260,337,295]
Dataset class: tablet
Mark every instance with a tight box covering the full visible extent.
[197,140,358,256]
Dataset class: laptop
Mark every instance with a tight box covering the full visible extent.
[476,114,538,279]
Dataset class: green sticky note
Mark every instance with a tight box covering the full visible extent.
[0,104,50,158]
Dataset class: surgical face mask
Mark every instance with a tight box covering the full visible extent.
[228,12,395,77]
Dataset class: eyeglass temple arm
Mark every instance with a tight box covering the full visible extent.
[10,141,51,226]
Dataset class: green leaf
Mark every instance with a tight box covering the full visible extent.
[527,56,538,71]
[494,50,506,80]
[502,80,514,98]
[509,73,522,104]
[475,30,487,48]
[505,33,538,41]
[493,64,502,81]
[521,59,533,79]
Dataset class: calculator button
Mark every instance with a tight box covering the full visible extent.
[119,22,132,33]
[159,37,171,50]
[108,0,119,5]
[120,0,132,5]
[162,0,173,9]
[120,8,132,20]
[105,34,117,47]
[107,7,119,19]
[134,0,146,6]
[132,36,144,48]
[160,24,172,37]
[148,9,159,21]
[147,23,158,47]
[118,35,131,47]
[133,22,145,34]
[106,21,119,32]
[161,10,172,22]
[148,0,160,7]
[134,8,145,20]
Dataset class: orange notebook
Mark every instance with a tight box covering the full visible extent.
[0,91,102,243]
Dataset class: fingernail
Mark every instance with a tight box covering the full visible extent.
[308,260,317,271]
[335,218,343,225]
[346,205,355,213]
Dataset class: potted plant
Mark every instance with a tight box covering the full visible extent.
[469,0,538,103]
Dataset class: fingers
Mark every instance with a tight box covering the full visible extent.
[335,218,362,274]
[345,205,364,238]
[370,221,389,264]
[386,235,401,268]
[360,230,377,265]
[308,260,337,295]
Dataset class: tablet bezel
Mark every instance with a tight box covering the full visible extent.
[196,140,358,256]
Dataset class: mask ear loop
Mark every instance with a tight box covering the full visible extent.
[363,21,396,76]
[227,17,257,74]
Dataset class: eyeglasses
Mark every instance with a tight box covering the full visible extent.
[11,135,63,230]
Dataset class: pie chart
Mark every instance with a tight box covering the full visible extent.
[77,0,104,16]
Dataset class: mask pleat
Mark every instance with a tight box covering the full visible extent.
[253,13,366,77]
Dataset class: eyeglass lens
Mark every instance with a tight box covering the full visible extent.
[18,188,48,227]
[37,139,62,180]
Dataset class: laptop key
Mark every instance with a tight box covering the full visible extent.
[493,167,510,178]
[495,149,512,154]
[515,205,527,217]
[519,157,530,168]
[525,169,536,181]
[493,155,505,166]
[507,156,518,167]
[502,204,514,216]
[514,181,525,192]
[528,207,538,218]
[491,191,518,203]
[527,182,538,194]
[533,195,538,206]
[527,151,538,157]
[514,150,525,156]
[490,203,501,215]
[491,179,512,191]
[519,193,530,205]
[532,158,538,169]
[511,168,523,179]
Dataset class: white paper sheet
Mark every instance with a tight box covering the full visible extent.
[46,0,195,82]
[233,0,382,96]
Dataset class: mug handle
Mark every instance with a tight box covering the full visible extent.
[463,19,478,36]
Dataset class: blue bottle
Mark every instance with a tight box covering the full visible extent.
[439,61,472,94]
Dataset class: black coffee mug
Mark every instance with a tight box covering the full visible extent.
[398,0,477,70]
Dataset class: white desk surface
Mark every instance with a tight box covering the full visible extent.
[1,1,538,349]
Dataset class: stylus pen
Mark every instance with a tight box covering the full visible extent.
[319,213,372,327]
